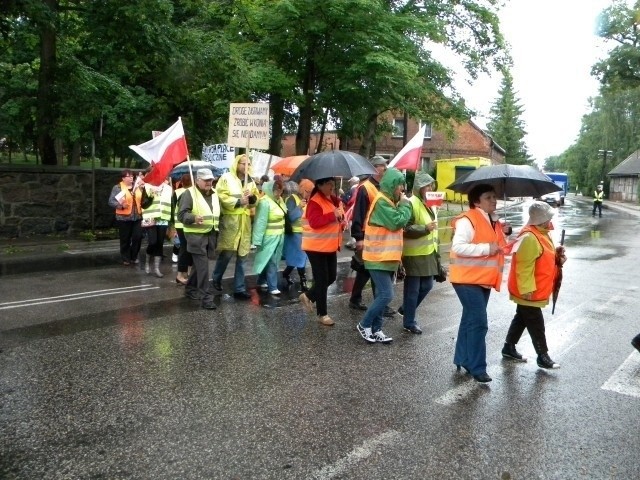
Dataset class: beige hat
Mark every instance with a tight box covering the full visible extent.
[527,201,555,225]
[348,176,360,185]
[197,168,214,180]
[370,155,388,166]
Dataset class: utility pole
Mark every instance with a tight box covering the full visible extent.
[598,149,612,187]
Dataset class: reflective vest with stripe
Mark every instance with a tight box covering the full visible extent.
[261,196,286,236]
[593,190,604,202]
[142,185,172,221]
[363,193,403,262]
[289,193,304,233]
[115,182,142,216]
[182,188,220,234]
[219,173,257,216]
[508,226,556,301]
[301,193,341,252]
[174,188,186,229]
[402,195,437,257]
[361,179,378,205]
[449,208,506,291]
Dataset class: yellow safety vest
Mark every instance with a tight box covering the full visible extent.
[142,185,172,221]
[290,194,303,233]
[262,196,286,236]
[174,187,186,229]
[182,188,220,234]
[402,195,437,257]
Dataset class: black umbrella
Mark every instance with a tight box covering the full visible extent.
[170,160,225,181]
[290,150,377,182]
[446,164,562,198]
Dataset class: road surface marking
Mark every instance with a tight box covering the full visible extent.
[601,351,640,398]
[434,381,480,406]
[311,430,401,480]
[0,285,159,310]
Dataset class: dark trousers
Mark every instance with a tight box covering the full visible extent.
[305,251,337,316]
[505,304,549,354]
[349,250,376,303]
[176,228,192,274]
[145,225,167,256]
[118,219,142,262]
[592,201,602,216]
[186,252,212,306]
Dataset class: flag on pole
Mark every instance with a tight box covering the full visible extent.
[425,192,445,207]
[129,119,188,186]
[388,125,426,171]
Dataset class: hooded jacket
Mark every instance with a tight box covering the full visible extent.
[252,181,287,275]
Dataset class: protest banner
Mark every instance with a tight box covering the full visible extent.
[251,150,281,178]
[227,103,270,151]
[202,143,235,170]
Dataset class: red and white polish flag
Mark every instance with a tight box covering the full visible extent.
[388,125,426,171]
[425,192,445,207]
[129,118,188,186]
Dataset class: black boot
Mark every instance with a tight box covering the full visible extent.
[299,272,309,292]
[283,266,294,285]
[502,342,526,362]
[537,353,560,369]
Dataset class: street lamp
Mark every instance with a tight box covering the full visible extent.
[598,149,613,185]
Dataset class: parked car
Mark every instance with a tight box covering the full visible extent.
[541,191,561,207]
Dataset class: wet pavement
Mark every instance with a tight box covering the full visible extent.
[1,196,640,479]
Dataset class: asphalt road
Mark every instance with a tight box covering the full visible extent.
[1,196,639,479]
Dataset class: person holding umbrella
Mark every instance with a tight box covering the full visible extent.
[449,184,511,383]
[502,201,565,369]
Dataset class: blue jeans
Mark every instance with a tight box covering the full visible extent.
[212,250,247,293]
[257,254,279,292]
[359,269,394,333]
[402,275,433,328]
[452,284,491,376]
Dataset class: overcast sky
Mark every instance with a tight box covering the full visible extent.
[450,0,612,165]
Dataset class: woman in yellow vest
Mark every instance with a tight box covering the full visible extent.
[282,179,313,291]
[141,177,173,278]
[400,172,439,335]
[449,184,511,383]
[299,177,344,326]
[503,201,565,369]
[252,179,287,295]
[356,168,412,344]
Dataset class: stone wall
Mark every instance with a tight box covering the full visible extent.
[0,166,136,238]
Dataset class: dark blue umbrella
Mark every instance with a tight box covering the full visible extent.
[290,150,377,182]
[170,160,225,181]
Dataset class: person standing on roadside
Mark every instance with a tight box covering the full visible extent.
[502,201,564,369]
[173,174,193,285]
[592,183,604,217]
[449,184,511,383]
[399,172,439,335]
[108,169,143,266]
[178,168,220,310]
[349,156,396,317]
[141,177,172,278]
[299,177,344,326]
[211,154,259,299]
[356,168,412,344]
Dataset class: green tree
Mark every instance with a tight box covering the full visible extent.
[486,71,532,165]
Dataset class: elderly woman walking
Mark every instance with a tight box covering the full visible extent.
[252,179,287,295]
[282,179,313,291]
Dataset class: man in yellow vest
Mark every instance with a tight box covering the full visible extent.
[592,183,604,217]
[178,168,220,310]
[211,154,259,299]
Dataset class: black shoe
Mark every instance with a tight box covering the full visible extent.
[403,325,422,334]
[383,307,396,317]
[233,291,252,300]
[473,373,492,383]
[537,353,560,369]
[185,291,200,300]
[456,364,471,375]
[632,336,640,353]
[349,301,367,311]
[201,302,217,310]
[212,280,222,291]
[283,274,294,286]
[397,306,404,317]
[501,342,527,362]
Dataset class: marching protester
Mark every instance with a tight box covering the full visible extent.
[502,201,565,369]
[356,168,412,344]
[399,172,439,335]
[108,169,143,266]
[178,168,220,310]
[299,177,344,326]
[142,177,172,278]
[252,179,287,295]
[449,184,511,383]
[173,174,193,285]
[211,154,259,299]
[592,183,604,217]
[349,155,396,316]
[282,179,313,291]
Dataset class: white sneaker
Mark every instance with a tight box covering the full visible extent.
[356,323,376,343]
[171,253,178,263]
[270,289,281,295]
[259,283,268,290]
[373,330,393,344]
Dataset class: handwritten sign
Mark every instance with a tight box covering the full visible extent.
[202,143,235,170]
[227,103,270,150]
